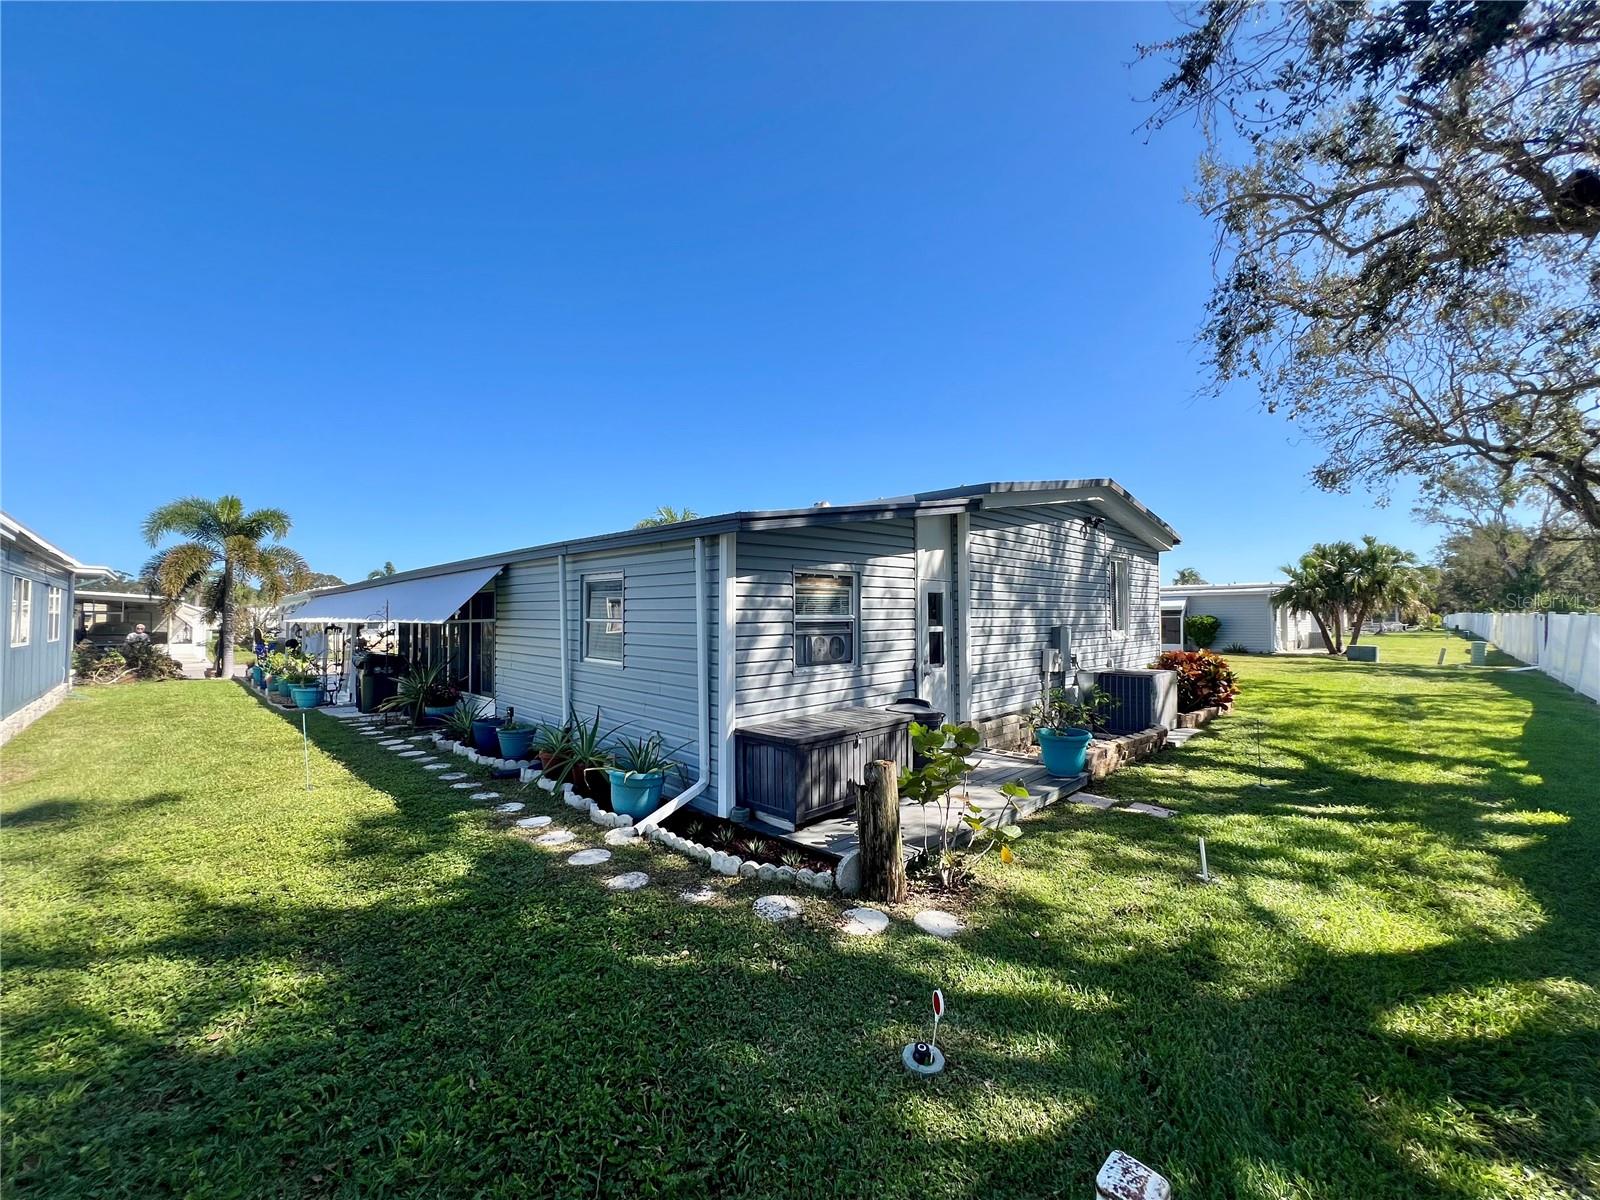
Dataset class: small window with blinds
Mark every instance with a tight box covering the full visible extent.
[794,571,856,668]
[583,575,624,664]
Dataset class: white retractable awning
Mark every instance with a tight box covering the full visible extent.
[284,565,500,625]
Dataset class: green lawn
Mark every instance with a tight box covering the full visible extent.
[3,633,1596,1199]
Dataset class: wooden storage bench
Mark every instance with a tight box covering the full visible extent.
[735,707,912,831]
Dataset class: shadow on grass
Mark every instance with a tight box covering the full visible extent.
[4,673,1596,1199]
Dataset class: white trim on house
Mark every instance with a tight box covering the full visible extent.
[718,531,738,818]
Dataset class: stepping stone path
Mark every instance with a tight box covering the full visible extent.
[424,763,448,771]
[1121,802,1175,819]
[493,801,524,813]
[451,782,478,790]
[471,791,499,801]
[679,885,718,904]
[399,751,425,758]
[753,895,803,923]
[568,848,612,867]
[840,907,890,937]
[535,829,576,847]
[1073,794,1118,811]
[441,773,466,781]
[380,740,406,748]
[606,872,649,891]
[913,910,963,939]
[515,815,552,829]
[603,827,638,846]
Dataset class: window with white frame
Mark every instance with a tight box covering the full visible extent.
[46,586,63,642]
[794,571,856,667]
[10,577,33,647]
[1109,558,1130,633]
[583,575,624,663]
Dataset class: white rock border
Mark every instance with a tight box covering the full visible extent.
[638,822,834,892]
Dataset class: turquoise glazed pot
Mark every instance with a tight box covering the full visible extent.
[290,685,321,709]
[1037,727,1092,777]
[496,726,536,760]
[250,666,265,687]
[606,769,664,819]
[423,704,455,724]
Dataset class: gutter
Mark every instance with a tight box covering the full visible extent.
[637,536,711,831]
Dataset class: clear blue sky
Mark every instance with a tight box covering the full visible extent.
[2,3,1430,585]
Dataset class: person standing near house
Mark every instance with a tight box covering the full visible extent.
[124,623,151,647]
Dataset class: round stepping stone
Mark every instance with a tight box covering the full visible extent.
[535,829,576,847]
[423,763,448,771]
[913,910,963,939]
[441,772,466,781]
[515,815,552,829]
[567,848,612,867]
[399,750,425,758]
[493,801,524,813]
[451,782,478,790]
[840,907,890,937]
[753,895,803,923]
[379,740,405,748]
[471,791,498,801]
[606,871,649,891]
[679,885,718,904]
[603,827,639,846]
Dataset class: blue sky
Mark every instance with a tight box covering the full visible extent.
[2,3,1429,584]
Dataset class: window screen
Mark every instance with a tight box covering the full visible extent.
[584,576,624,663]
[795,572,855,667]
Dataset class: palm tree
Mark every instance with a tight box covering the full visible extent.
[1345,536,1422,646]
[1172,567,1207,585]
[367,561,397,580]
[635,506,700,529]
[1273,542,1358,653]
[141,496,311,679]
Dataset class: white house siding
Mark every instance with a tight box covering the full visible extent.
[1166,591,1278,654]
[966,505,1161,721]
[493,537,719,802]
[734,520,919,724]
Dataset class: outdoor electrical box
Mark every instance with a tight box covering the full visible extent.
[1054,625,1076,670]
[1040,647,1062,674]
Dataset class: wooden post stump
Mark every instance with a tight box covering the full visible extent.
[857,759,907,903]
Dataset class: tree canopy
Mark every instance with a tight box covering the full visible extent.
[1273,536,1426,653]
[1172,567,1208,585]
[1143,1,1600,528]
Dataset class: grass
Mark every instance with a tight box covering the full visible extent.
[2,633,1596,1199]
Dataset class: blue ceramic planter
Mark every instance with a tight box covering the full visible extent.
[275,679,293,698]
[423,704,455,724]
[496,726,536,760]
[606,769,665,819]
[290,685,321,709]
[250,666,265,687]
[1037,727,1092,777]
[472,717,506,754]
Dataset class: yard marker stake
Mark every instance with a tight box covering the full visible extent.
[1196,836,1212,884]
[302,713,312,792]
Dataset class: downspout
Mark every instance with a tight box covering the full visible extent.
[557,552,571,715]
[637,536,711,831]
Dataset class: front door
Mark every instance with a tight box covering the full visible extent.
[919,579,952,717]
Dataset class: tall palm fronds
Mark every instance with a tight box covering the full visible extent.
[141,495,311,678]
[1273,537,1423,655]
[634,506,700,529]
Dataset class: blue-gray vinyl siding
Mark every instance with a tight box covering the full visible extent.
[966,504,1161,720]
[734,520,919,724]
[2,546,73,719]
[492,538,719,804]
[1174,593,1277,654]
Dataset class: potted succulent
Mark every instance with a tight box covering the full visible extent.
[1030,686,1118,778]
[379,663,456,726]
[496,715,539,761]
[606,732,688,819]
[442,697,484,746]
[533,721,576,776]
[561,707,623,803]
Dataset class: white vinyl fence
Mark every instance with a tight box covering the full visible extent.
[1446,612,1600,702]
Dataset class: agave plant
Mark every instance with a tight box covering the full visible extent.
[610,731,689,782]
[554,707,625,788]
[442,696,489,744]
[379,663,452,726]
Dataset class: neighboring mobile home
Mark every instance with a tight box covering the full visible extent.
[74,581,219,676]
[1159,582,1321,654]
[285,480,1178,820]
[2,513,109,743]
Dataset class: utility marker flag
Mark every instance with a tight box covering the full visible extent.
[931,989,944,1050]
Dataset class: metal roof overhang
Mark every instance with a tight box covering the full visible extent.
[283,565,501,625]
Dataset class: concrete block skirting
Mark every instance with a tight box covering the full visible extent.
[0,680,70,746]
